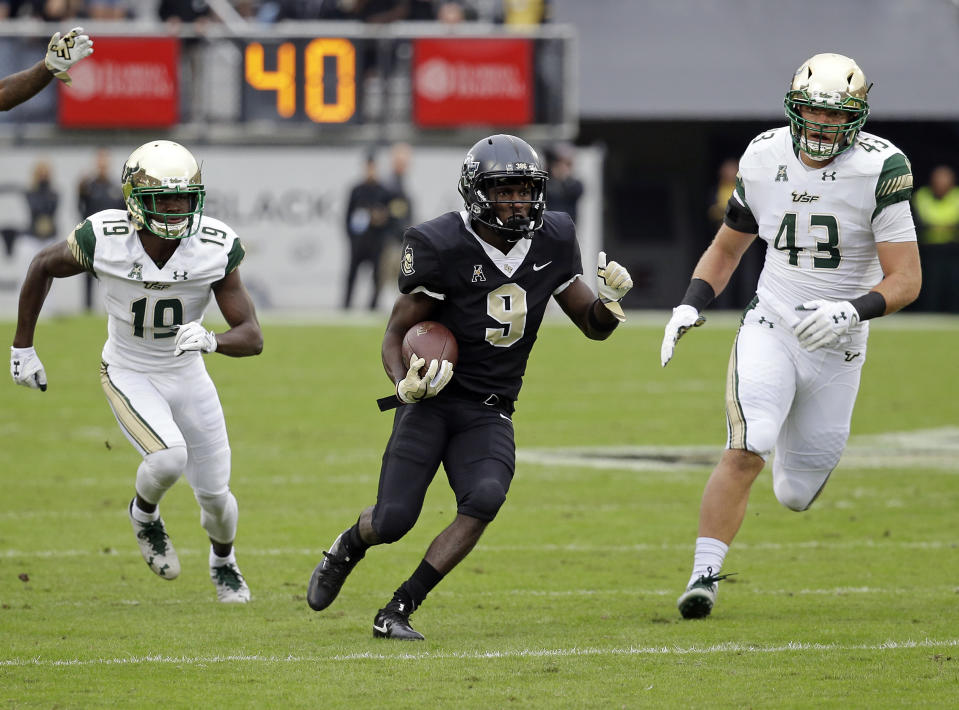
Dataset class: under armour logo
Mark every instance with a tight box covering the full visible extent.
[822,171,837,181]
[757,317,775,329]
[12,359,20,376]
[472,264,486,282]
[775,165,788,182]
[844,351,861,362]
[172,271,188,281]
[832,311,847,324]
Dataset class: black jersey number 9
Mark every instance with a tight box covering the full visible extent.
[485,283,528,347]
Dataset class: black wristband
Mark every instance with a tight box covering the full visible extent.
[680,278,716,311]
[849,291,886,321]
[588,299,618,334]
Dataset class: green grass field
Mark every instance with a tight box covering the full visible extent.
[2,312,958,709]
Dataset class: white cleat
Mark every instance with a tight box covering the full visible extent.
[128,499,180,579]
[211,561,251,603]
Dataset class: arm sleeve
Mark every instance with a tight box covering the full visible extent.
[225,238,246,274]
[66,220,96,273]
[723,173,759,234]
[872,153,914,221]
[872,200,917,244]
[398,228,446,298]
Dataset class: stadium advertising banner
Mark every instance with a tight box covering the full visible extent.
[58,37,179,128]
[412,38,533,127]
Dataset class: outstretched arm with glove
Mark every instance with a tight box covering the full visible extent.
[0,27,93,111]
[10,242,86,391]
[661,223,757,367]
[792,240,920,351]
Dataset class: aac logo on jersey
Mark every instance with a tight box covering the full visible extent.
[127,263,143,281]
[471,265,486,282]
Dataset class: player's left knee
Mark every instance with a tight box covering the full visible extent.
[773,472,830,512]
[194,487,235,517]
[461,478,508,520]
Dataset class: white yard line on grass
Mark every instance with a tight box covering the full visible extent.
[3,638,958,667]
[3,537,958,560]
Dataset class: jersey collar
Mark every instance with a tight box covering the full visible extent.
[459,211,531,278]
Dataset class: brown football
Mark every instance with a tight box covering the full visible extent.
[401,321,458,376]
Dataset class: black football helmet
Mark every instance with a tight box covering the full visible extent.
[458,134,548,239]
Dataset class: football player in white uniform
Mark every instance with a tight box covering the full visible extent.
[661,54,921,619]
[10,140,263,603]
[0,27,93,111]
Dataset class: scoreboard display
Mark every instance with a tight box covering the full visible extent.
[243,38,359,124]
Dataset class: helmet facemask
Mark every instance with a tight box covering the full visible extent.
[784,53,870,161]
[121,140,205,239]
[469,174,547,240]
[128,186,205,239]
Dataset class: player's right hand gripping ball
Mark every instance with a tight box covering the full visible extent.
[45,27,94,85]
[396,354,453,404]
[597,251,633,322]
[10,346,47,391]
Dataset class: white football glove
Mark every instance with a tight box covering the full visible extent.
[793,299,859,352]
[597,251,633,322]
[44,27,94,85]
[396,354,454,404]
[173,321,218,357]
[10,346,47,391]
[660,304,706,367]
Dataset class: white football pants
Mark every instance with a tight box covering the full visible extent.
[725,300,868,511]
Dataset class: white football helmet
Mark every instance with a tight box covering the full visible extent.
[121,140,205,239]
[784,53,870,161]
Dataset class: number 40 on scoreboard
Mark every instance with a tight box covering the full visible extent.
[242,38,357,124]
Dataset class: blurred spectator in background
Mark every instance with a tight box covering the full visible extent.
[24,160,58,243]
[378,142,414,294]
[159,0,211,24]
[707,158,738,232]
[77,148,124,310]
[435,0,468,22]
[501,0,550,25]
[708,157,764,310]
[912,164,959,312]
[343,151,394,310]
[88,0,131,19]
[544,141,583,223]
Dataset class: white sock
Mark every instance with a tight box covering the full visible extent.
[210,546,235,568]
[688,536,729,588]
[131,499,160,523]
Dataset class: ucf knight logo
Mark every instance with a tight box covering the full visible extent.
[401,244,415,276]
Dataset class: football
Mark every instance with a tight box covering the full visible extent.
[402,321,458,376]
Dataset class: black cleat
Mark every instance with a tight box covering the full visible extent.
[677,568,736,619]
[373,601,425,640]
[306,531,364,611]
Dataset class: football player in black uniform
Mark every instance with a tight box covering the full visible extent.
[307,134,633,640]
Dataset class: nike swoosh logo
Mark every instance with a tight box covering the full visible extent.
[373,623,388,633]
[532,261,552,271]
[499,413,512,422]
